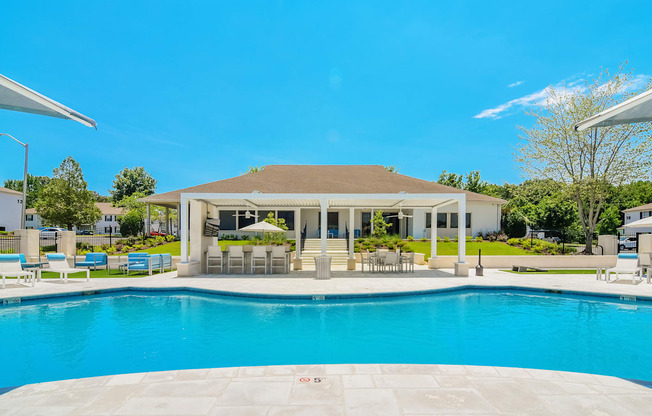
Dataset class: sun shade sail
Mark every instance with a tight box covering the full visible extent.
[623,217,652,228]
[0,74,96,128]
[575,88,652,131]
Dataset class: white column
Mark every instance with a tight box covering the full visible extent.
[146,204,151,235]
[295,208,301,259]
[176,203,181,236]
[180,198,189,262]
[349,207,355,259]
[431,206,437,259]
[458,197,466,263]
[370,208,375,235]
[320,199,328,256]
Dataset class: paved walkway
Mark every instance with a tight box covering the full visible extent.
[2,268,652,415]
[2,364,651,415]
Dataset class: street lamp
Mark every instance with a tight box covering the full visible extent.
[0,133,28,229]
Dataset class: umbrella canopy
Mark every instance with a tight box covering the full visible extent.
[0,74,97,128]
[623,217,652,228]
[575,88,652,131]
[238,221,285,233]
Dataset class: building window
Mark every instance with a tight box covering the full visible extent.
[105,227,112,233]
[104,215,113,222]
[426,213,448,228]
[238,210,256,229]
[277,211,294,230]
[219,210,236,230]
[643,211,651,219]
[25,214,34,221]
[450,213,472,229]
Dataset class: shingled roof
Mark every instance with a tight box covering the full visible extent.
[143,165,506,206]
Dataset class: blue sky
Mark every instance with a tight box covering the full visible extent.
[1,1,651,195]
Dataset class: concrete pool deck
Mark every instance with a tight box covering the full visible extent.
[2,268,652,415]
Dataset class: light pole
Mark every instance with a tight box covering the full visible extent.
[0,133,28,229]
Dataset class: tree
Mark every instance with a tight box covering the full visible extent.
[437,170,464,189]
[36,157,101,230]
[90,191,111,203]
[516,66,652,253]
[372,210,390,238]
[242,165,265,175]
[115,192,147,237]
[110,166,156,202]
[464,171,488,194]
[384,165,400,173]
[4,174,51,208]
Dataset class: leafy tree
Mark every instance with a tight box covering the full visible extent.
[516,65,652,253]
[263,211,289,231]
[90,191,112,203]
[36,157,101,230]
[242,165,265,175]
[464,171,488,194]
[596,205,621,235]
[372,210,391,238]
[4,174,51,208]
[502,209,527,238]
[384,165,400,173]
[115,192,147,237]
[110,166,156,202]
[437,170,464,189]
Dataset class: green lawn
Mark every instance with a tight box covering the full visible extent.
[501,269,597,274]
[406,241,532,261]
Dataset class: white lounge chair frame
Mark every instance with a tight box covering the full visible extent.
[606,254,642,285]
[46,253,90,283]
[0,255,36,288]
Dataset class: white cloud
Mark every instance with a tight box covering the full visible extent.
[474,74,649,120]
[508,81,524,88]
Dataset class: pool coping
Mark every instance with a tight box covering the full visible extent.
[2,283,650,307]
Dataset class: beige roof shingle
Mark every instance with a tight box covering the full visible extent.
[623,202,652,213]
[143,165,506,205]
[0,186,22,196]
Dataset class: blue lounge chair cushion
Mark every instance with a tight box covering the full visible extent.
[46,253,66,261]
[75,253,108,267]
[0,254,21,262]
[618,253,638,259]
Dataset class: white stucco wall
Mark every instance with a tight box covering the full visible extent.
[0,191,22,232]
[424,201,502,239]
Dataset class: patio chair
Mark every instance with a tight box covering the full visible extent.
[270,246,288,274]
[360,251,375,273]
[75,253,110,272]
[45,253,90,283]
[0,254,36,288]
[640,253,652,284]
[228,245,245,274]
[382,252,400,273]
[606,253,642,284]
[251,246,267,275]
[126,253,155,276]
[157,253,173,273]
[401,251,415,273]
[206,245,223,274]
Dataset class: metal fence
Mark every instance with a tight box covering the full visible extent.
[618,233,640,253]
[0,235,20,254]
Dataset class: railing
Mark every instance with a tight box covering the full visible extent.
[76,231,122,252]
[0,235,20,254]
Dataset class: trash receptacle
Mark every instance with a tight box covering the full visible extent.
[315,255,332,279]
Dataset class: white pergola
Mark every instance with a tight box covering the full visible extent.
[179,192,469,275]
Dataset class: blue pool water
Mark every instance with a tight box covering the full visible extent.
[2,289,652,387]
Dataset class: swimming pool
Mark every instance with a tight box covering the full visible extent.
[2,289,651,387]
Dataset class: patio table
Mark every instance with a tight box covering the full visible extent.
[21,262,45,281]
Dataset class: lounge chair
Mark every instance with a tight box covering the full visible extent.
[0,254,36,288]
[75,253,110,272]
[45,253,90,283]
[606,253,642,284]
[157,253,173,273]
[640,253,652,284]
[206,246,223,274]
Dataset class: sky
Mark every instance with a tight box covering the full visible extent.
[1,1,651,195]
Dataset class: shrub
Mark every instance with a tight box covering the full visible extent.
[443,237,450,243]
[396,240,406,248]
[507,238,520,246]
[402,244,414,252]
[497,233,508,242]
[420,237,427,242]
[466,236,472,242]
[474,236,483,242]
[386,243,395,250]
[106,246,117,254]
[531,245,543,254]
[166,234,175,242]
[437,237,441,242]
[155,236,166,245]
[521,240,532,250]
[407,236,414,241]
[123,245,132,252]
[76,241,93,252]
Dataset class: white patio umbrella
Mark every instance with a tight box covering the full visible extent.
[239,221,285,233]
[575,88,652,131]
[623,217,652,228]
